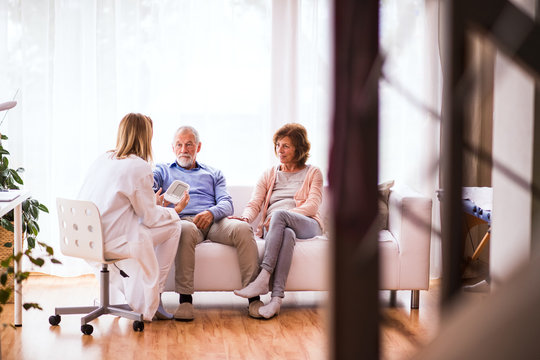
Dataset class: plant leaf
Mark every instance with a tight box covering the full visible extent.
[0,258,11,268]
[0,157,8,171]
[23,303,42,311]
[29,206,39,219]
[9,169,23,185]
[0,289,10,304]
[28,220,39,235]
[26,236,35,249]
[15,272,30,283]
[0,219,13,232]
[28,257,44,267]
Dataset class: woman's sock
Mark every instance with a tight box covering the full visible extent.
[258,296,282,319]
[234,269,271,298]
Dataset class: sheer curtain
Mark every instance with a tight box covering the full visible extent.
[0,0,331,276]
[379,0,442,277]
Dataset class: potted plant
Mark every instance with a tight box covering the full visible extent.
[0,132,60,313]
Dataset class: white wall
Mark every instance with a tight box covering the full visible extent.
[490,0,536,285]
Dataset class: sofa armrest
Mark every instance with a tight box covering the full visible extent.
[387,183,432,290]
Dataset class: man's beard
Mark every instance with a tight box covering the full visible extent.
[177,154,194,168]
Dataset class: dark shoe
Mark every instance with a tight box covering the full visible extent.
[174,302,194,321]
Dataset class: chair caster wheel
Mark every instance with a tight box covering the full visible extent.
[81,324,94,335]
[133,320,144,332]
[49,315,61,326]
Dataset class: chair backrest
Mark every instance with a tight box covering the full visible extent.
[56,198,105,263]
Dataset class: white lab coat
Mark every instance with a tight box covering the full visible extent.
[78,152,181,321]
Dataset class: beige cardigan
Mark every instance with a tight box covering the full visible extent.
[241,165,324,237]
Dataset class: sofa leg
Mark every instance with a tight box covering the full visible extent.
[389,290,397,307]
[411,290,420,309]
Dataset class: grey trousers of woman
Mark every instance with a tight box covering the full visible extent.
[261,209,322,298]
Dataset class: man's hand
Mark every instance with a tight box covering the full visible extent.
[174,191,190,214]
[193,210,214,230]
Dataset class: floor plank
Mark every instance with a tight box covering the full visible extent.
[0,275,328,360]
[379,282,441,360]
[0,275,446,359]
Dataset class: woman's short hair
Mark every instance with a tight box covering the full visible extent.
[273,123,311,166]
[115,113,153,162]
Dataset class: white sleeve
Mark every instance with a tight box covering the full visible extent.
[130,172,179,227]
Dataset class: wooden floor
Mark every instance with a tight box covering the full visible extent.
[0,275,445,360]
[379,284,441,360]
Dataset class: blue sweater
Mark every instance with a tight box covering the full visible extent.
[153,161,233,221]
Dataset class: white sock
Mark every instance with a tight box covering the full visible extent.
[259,296,282,319]
[234,269,271,298]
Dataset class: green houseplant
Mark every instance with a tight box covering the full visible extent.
[0,133,60,313]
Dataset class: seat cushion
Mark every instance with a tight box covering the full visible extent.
[164,236,330,292]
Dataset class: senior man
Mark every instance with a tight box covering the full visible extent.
[153,126,261,321]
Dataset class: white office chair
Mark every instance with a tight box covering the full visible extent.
[48,198,144,335]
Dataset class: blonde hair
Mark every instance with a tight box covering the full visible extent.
[114,113,154,162]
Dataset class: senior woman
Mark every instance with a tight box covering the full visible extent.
[233,123,324,318]
[78,113,189,321]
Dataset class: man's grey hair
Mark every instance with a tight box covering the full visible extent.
[173,126,200,144]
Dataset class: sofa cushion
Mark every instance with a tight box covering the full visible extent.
[377,180,395,231]
[164,236,330,292]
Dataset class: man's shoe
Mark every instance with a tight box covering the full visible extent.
[174,302,194,321]
[248,300,264,319]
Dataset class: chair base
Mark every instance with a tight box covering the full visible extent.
[51,264,143,331]
[54,304,143,325]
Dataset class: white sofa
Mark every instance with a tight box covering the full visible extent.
[164,183,432,308]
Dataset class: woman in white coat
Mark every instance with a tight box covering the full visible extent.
[78,113,189,321]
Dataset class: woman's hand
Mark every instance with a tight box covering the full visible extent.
[228,216,249,223]
[174,190,190,214]
[263,216,271,231]
[155,188,165,206]
[156,187,172,207]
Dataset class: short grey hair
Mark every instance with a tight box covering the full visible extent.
[173,126,200,144]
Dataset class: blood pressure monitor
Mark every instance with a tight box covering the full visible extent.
[163,180,190,204]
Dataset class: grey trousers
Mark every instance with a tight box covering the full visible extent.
[261,210,322,298]
[175,217,259,295]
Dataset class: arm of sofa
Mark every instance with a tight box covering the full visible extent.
[387,183,433,290]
